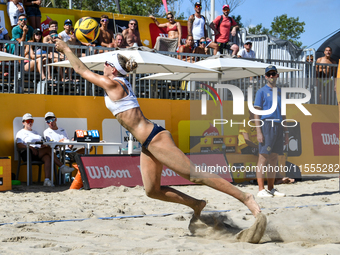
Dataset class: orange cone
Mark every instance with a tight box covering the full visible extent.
[70,165,83,189]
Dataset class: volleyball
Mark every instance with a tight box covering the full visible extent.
[74,17,100,44]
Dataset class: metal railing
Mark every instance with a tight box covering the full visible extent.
[0,41,338,105]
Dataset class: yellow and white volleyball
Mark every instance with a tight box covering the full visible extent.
[74,17,100,44]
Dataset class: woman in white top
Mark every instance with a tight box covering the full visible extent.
[55,40,261,219]
[16,113,75,186]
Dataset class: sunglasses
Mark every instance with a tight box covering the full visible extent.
[46,118,56,124]
[200,41,206,44]
[245,43,252,45]
[266,72,277,77]
[25,119,34,124]
[101,19,108,22]
[51,34,58,38]
[129,23,137,26]
[35,33,42,36]
[223,8,230,11]
[19,18,27,21]
[195,5,201,8]
[105,61,115,68]
[167,16,173,20]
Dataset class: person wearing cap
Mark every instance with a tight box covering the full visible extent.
[24,27,50,82]
[254,65,289,198]
[59,19,77,44]
[238,40,255,59]
[209,4,239,56]
[43,112,88,159]
[16,113,75,186]
[98,14,115,49]
[187,2,219,55]
[55,37,264,225]
[23,0,41,30]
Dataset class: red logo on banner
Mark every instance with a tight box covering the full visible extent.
[311,122,339,156]
[78,154,232,189]
[149,23,188,48]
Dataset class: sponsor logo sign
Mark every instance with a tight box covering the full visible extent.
[311,122,339,156]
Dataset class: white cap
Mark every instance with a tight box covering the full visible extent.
[45,112,55,119]
[22,113,33,122]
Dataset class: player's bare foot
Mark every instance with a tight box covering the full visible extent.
[243,193,261,217]
[193,200,206,218]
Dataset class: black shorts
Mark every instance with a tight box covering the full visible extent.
[217,41,235,53]
[26,6,41,18]
[20,149,41,162]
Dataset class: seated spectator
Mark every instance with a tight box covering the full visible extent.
[177,35,194,62]
[5,13,33,54]
[24,28,50,81]
[43,112,86,160]
[58,19,77,44]
[122,19,143,47]
[7,0,25,28]
[23,0,41,29]
[192,37,208,62]
[45,30,65,81]
[149,12,182,52]
[0,16,10,51]
[16,113,75,186]
[114,33,126,48]
[43,20,60,43]
[97,15,115,49]
[238,40,255,58]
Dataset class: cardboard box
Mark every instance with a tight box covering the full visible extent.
[0,157,11,191]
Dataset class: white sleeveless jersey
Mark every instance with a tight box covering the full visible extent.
[192,15,205,40]
[104,77,140,116]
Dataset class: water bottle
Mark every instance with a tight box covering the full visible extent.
[64,173,70,183]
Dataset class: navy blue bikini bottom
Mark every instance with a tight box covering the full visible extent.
[142,123,165,149]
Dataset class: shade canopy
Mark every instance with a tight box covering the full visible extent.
[141,56,299,81]
[48,48,220,74]
[0,51,28,61]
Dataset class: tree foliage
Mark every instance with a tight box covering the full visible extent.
[230,14,243,28]
[248,14,305,48]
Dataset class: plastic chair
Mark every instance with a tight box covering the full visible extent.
[16,147,44,185]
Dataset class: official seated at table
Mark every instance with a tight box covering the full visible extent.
[16,113,75,186]
[43,112,89,161]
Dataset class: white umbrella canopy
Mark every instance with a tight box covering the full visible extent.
[140,55,300,81]
[47,47,220,74]
[0,51,28,61]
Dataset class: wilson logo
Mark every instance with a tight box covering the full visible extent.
[321,133,339,145]
[86,166,132,179]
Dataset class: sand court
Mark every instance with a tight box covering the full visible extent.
[0,178,339,254]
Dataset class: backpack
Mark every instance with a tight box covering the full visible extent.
[216,15,233,30]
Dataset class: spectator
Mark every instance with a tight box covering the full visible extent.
[192,37,208,62]
[316,46,337,104]
[58,19,77,44]
[209,4,239,56]
[114,33,126,48]
[254,65,288,197]
[187,2,219,55]
[24,28,50,81]
[97,15,115,49]
[7,0,25,28]
[43,112,86,161]
[177,35,194,62]
[16,113,75,186]
[237,110,258,155]
[122,19,143,47]
[0,16,10,51]
[238,40,255,58]
[150,12,182,52]
[23,0,41,29]
[43,20,59,43]
[5,13,33,54]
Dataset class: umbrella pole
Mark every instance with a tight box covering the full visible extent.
[218,73,224,136]
[128,71,137,154]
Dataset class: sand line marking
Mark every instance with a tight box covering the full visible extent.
[0,202,338,226]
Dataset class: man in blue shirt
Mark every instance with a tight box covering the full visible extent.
[254,65,289,198]
[12,14,34,43]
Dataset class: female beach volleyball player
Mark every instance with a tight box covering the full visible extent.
[55,39,261,218]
